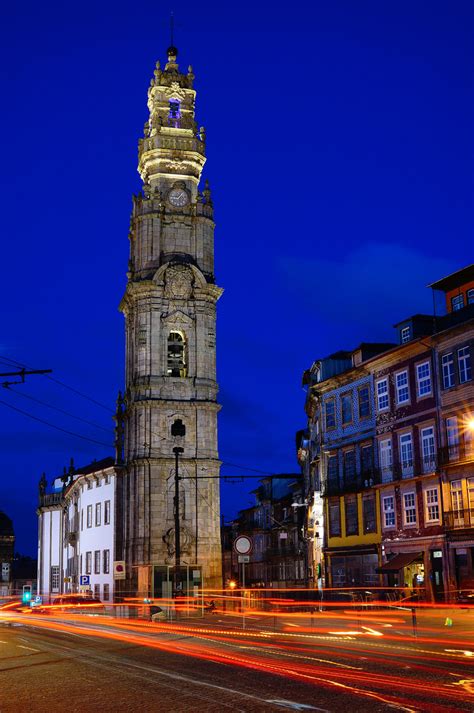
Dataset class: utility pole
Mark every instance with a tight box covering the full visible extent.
[173,445,184,581]
[0,368,52,387]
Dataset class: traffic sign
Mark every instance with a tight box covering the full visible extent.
[114,561,126,580]
[238,555,250,564]
[79,575,90,586]
[233,535,252,555]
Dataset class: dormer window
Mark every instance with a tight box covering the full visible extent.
[401,326,411,344]
[169,100,181,120]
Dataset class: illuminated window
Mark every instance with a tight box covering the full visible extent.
[403,492,417,525]
[416,362,431,397]
[103,550,110,574]
[95,502,101,527]
[382,496,395,528]
[451,294,464,311]
[85,551,92,574]
[345,495,358,536]
[379,439,392,482]
[442,353,455,389]
[468,288,474,305]
[421,426,436,472]
[103,584,110,601]
[401,326,411,343]
[396,371,409,404]
[458,346,471,383]
[328,500,341,537]
[376,379,389,411]
[169,99,181,119]
[425,488,440,522]
[399,433,414,476]
[167,332,186,377]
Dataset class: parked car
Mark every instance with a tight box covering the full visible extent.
[51,595,103,612]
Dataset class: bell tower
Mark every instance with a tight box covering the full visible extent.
[119,46,223,593]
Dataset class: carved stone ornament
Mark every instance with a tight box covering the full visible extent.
[163,526,193,561]
[164,264,194,299]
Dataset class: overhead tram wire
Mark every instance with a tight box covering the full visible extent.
[0,355,114,414]
[2,387,114,435]
[0,397,113,449]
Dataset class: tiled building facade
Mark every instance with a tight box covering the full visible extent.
[300,264,474,601]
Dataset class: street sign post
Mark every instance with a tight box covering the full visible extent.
[114,561,126,580]
[233,537,253,631]
[237,555,250,564]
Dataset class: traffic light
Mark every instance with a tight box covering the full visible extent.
[22,585,32,604]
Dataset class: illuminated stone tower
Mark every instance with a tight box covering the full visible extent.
[119,46,223,594]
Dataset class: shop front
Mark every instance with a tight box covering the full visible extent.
[378,538,447,601]
[326,545,380,588]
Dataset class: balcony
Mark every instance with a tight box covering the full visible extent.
[38,492,63,508]
[444,508,474,530]
[65,513,80,546]
[268,544,305,558]
[438,443,474,467]
[322,468,381,496]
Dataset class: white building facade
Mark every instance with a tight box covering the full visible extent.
[37,458,117,602]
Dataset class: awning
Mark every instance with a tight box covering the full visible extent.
[376,552,423,573]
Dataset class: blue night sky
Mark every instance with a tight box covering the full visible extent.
[0,1,473,554]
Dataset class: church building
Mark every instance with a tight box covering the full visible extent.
[37,46,223,600]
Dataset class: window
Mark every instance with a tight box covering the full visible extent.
[403,492,417,525]
[361,444,373,476]
[358,386,370,419]
[468,477,474,510]
[104,500,111,525]
[396,371,409,404]
[416,362,432,397]
[343,450,356,482]
[425,488,440,522]
[328,500,341,537]
[87,480,92,490]
[450,480,464,524]
[94,584,100,599]
[451,294,464,311]
[94,550,100,574]
[362,494,376,533]
[446,416,459,460]
[468,288,474,305]
[96,478,102,488]
[442,353,455,389]
[327,455,338,486]
[401,326,411,344]
[105,474,111,485]
[81,509,83,531]
[87,505,92,528]
[80,554,83,575]
[399,433,414,476]
[86,551,92,575]
[345,495,358,536]
[103,549,110,574]
[379,439,392,482]
[382,496,395,528]
[458,346,472,383]
[341,393,352,425]
[376,379,389,411]
[95,502,101,527]
[103,583,110,602]
[51,566,60,592]
[167,331,186,377]
[325,399,336,429]
[169,99,181,119]
[421,426,436,472]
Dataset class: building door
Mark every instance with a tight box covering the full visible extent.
[430,551,444,601]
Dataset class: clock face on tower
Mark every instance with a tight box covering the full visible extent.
[168,188,189,207]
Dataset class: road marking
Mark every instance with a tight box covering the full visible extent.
[266,700,326,711]
[17,645,40,652]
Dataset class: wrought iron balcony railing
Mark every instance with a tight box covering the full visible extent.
[444,508,474,529]
[438,443,474,466]
[38,492,63,508]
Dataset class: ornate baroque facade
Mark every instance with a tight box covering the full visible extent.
[118,46,223,593]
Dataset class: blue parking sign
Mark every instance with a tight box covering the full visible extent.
[79,575,90,586]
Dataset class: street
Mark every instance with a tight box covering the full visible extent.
[1,605,473,712]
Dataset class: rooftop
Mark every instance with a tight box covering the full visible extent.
[428,264,474,292]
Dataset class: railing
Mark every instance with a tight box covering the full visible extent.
[38,492,63,508]
[268,545,305,558]
[444,508,474,529]
[322,468,381,496]
[438,443,474,466]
